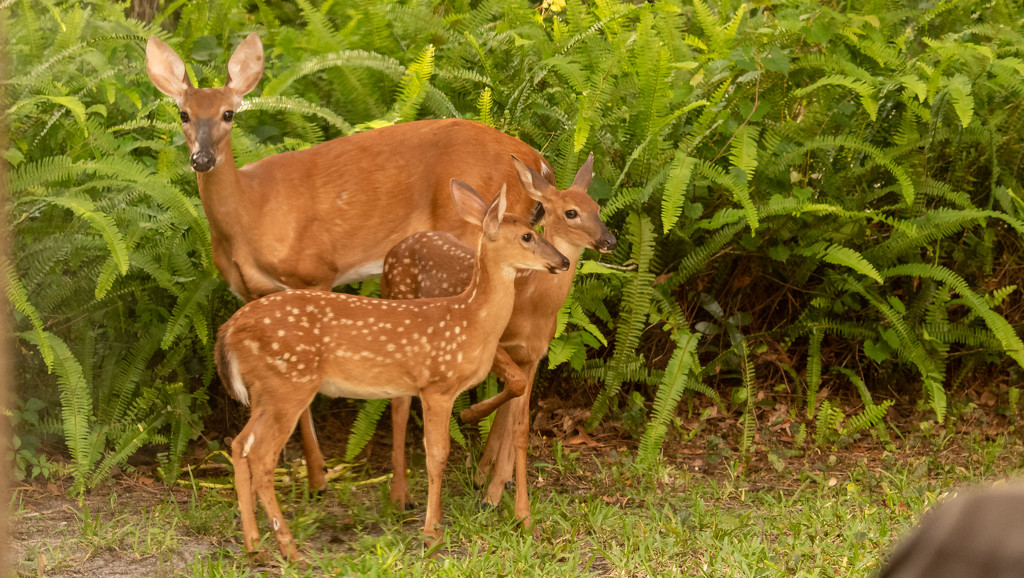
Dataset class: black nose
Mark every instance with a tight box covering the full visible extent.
[559,255,570,271]
[595,233,617,253]
[190,151,216,172]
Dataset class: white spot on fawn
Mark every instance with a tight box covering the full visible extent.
[242,432,255,457]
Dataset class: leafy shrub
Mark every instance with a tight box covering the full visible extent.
[5,0,1024,486]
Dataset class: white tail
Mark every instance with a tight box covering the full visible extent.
[146,33,557,493]
[215,181,569,560]
[381,153,616,523]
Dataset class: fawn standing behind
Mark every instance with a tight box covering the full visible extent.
[215,181,569,560]
[145,33,557,495]
[381,153,616,525]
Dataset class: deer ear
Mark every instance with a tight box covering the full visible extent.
[450,179,488,227]
[146,36,192,103]
[225,33,264,97]
[512,154,552,204]
[482,184,507,240]
[571,152,595,191]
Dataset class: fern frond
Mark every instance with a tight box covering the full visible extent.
[589,212,656,428]
[661,151,696,233]
[160,269,219,349]
[240,96,353,134]
[794,75,879,121]
[392,45,435,123]
[884,263,1024,368]
[637,331,700,465]
[27,195,130,276]
[727,124,760,181]
[738,341,757,456]
[261,50,405,97]
[4,258,52,368]
[695,159,758,233]
[21,331,93,495]
[797,242,883,283]
[476,87,494,127]
[344,399,390,462]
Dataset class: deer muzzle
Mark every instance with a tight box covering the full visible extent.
[189,119,217,172]
[191,150,216,172]
[593,231,618,253]
[548,255,571,273]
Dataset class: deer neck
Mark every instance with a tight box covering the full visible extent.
[552,234,585,272]
[461,236,518,327]
[195,147,246,241]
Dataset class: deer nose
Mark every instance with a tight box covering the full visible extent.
[595,233,617,253]
[558,255,570,271]
[190,150,216,172]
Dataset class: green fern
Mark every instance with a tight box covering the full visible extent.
[796,242,883,283]
[345,399,390,462]
[391,45,435,123]
[21,331,92,494]
[661,151,697,233]
[738,342,757,456]
[805,329,823,419]
[476,87,494,127]
[794,75,879,121]
[884,263,1024,368]
[589,212,656,428]
[637,331,699,465]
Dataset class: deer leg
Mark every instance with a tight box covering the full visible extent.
[297,408,327,494]
[420,392,455,544]
[483,358,537,508]
[481,407,517,506]
[390,395,413,510]
[512,360,540,528]
[475,402,510,486]
[478,353,529,505]
[231,426,261,554]
[250,414,304,562]
[460,348,526,423]
[473,350,522,486]
[476,408,517,494]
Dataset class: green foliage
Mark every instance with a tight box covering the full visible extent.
[9,0,1024,483]
[344,399,389,462]
[737,342,757,456]
[637,330,700,466]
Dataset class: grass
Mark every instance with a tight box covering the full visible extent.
[10,419,1024,577]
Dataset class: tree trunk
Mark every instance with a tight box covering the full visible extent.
[127,0,159,24]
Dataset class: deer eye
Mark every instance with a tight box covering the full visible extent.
[565,209,579,219]
[179,111,190,123]
[223,110,234,122]
[521,233,533,242]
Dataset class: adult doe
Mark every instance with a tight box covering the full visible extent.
[146,32,558,493]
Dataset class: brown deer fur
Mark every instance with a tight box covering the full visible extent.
[380,154,616,524]
[215,182,569,560]
[146,33,556,495]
